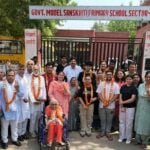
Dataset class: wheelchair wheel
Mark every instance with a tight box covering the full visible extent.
[65,142,70,150]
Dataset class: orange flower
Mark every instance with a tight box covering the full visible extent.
[101,81,114,108]
[84,84,93,106]
[31,75,41,100]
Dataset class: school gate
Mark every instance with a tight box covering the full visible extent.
[41,36,144,72]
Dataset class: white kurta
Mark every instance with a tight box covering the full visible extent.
[15,74,30,122]
[0,80,24,121]
[28,75,46,114]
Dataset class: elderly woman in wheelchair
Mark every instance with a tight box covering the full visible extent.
[45,99,65,147]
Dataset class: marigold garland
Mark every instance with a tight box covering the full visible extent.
[84,84,93,106]
[101,81,114,108]
[31,75,41,100]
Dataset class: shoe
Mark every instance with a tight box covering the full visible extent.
[47,142,52,147]
[118,139,123,143]
[106,134,113,141]
[12,141,22,146]
[2,142,8,149]
[18,136,24,141]
[79,132,85,137]
[31,133,37,138]
[96,133,105,139]
[22,133,29,139]
[58,142,65,146]
[86,132,92,137]
[126,140,131,144]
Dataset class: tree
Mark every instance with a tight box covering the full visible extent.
[107,20,138,38]
[0,0,76,37]
[107,1,138,38]
[92,21,108,32]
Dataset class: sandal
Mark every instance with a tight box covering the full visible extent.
[96,133,105,139]
[47,142,52,147]
[106,134,113,141]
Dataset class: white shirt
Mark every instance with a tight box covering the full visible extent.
[15,74,30,122]
[96,81,120,109]
[63,65,82,81]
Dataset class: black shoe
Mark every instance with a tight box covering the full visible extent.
[18,136,24,141]
[22,133,29,139]
[12,141,22,146]
[2,142,8,149]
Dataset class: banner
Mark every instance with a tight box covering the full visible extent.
[25,29,37,61]
[29,6,150,20]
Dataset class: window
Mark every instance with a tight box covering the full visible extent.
[0,40,22,54]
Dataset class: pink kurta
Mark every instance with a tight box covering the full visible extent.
[48,81,71,118]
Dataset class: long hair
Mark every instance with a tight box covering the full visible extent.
[114,69,126,83]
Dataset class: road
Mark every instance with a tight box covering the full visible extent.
[5,132,150,150]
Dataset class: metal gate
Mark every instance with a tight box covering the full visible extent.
[41,36,144,72]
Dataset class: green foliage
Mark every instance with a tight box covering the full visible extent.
[92,20,137,38]
[0,0,75,37]
[108,20,138,38]
[92,21,108,32]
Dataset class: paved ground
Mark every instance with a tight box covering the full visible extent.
[4,132,150,150]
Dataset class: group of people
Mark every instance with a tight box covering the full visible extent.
[0,56,149,149]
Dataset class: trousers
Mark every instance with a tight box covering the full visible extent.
[1,117,18,143]
[119,107,135,141]
[47,122,63,143]
[79,104,94,134]
[99,108,114,134]
[18,119,28,136]
[29,111,41,135]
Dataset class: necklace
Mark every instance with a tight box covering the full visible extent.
[2,80,17,111]
[31,75,41,100]
[101,81,114,108]
[84,84,93,106]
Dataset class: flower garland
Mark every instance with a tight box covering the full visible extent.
[84,84,93,106]
[2,80,17,111]
[101,81,114,108]
[31,75,41,100]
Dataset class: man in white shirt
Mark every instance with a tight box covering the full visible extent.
[63,57,82,82]
[15,64,30,141]
[0,69,23,149]
[28,65,46,138]
[96,70,119,141]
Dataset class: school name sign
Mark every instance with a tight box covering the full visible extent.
[29,6,150,20]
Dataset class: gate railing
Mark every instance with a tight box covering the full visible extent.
[41,37,144,72]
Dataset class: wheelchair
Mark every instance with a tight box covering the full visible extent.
[38,113,70,150]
